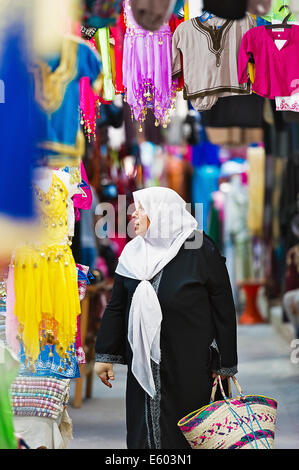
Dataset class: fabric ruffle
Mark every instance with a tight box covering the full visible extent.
[13,244,80,366]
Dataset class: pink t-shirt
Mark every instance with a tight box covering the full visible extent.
[238,25,299,99]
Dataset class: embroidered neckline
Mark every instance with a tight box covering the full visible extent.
[31,39,78,114]
[192,17,233,67]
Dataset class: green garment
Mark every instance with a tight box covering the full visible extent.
[95,28,115,102]
[234,238,254,283]
[262,0,295,22]
[0,343,19,449]
[208,202,223,253]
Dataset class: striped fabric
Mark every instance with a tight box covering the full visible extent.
[11,377,70,420]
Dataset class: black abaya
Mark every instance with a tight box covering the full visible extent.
[95,232,238,449]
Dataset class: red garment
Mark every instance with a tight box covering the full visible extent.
[285,246,299,292]
[168,14,184,33]
[168,14,184,90]
[110,11,126,94]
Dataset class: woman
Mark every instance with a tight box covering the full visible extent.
[94,187,238,449]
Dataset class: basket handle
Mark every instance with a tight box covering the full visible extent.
[210,375,244,403]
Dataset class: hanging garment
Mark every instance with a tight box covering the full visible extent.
[200,94,265,128]
[172,14,255,111]
[285,245,299,292]
[33,37,102,168]
[225,175,253,282]
[192,165,221,232]
[203,0,247,20]
[18,342,80,379]
[13,170,81,369]
[276,93,299,113]
[279,152,299,251]
[83,0,122,28]
[73,162,93,220]
[94,28,115,102]
[110,12,126,94]
[247,146,266,237]
[238,25,299,99]
[80,77,100,141]
[123,0,177,128]
[5,265,19,355]
[262,0,295,22]
[271,157,285,247]
[208,201,223,251]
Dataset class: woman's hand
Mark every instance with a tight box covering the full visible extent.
[94,362,115,388]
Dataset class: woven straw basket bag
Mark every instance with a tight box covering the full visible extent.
[178,375,278,449]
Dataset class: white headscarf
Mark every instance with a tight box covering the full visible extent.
[116,187,198,398]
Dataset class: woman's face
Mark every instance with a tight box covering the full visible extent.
[132,202,150,237]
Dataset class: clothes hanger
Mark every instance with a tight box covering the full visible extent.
[265,5,292,29]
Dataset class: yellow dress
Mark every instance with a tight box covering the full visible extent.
[13,173,81,367]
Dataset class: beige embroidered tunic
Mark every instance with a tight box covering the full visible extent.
[172,14,256,110]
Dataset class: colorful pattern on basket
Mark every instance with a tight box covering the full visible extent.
[228,430,275,449]
[178,395,277,450]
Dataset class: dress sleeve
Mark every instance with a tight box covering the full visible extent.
[78,43,102,85]
[172,27,182,79]
[238,30,253,85]
[205,241,238,376]
[95,273,127,364]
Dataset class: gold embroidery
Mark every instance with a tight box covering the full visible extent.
[38,130,85,168]
[31,39,78,114]
[38,129,85,157]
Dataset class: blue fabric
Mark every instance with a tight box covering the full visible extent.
[174,0,185,14]
[37,43,101,160]
[85,0,122,28]
[81,247,98,270]
[19,343,80,380]
[192,142,220,167]
[0,21,38,220]
[192,165,220,232]
[256,17,271,26]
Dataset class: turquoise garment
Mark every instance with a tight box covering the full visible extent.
[261,0,294,21]
[192,165,220,232]
[84,0,122,28]
[35,39,102,166]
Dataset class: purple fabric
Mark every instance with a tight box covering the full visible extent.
[122,0,177,127]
